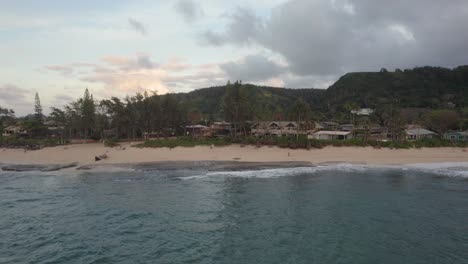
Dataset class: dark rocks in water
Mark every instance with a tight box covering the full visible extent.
[40,162,79,172]
[76,165,94,170]
[2,164,45,172]
[1,162,78,172]
[132,161,314,172]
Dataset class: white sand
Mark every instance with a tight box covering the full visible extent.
[1,142,467,165]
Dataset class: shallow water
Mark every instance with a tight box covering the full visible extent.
[1,164,467,264]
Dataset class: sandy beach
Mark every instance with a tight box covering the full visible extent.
[1,142,467,166]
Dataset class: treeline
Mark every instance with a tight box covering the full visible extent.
[1,65,468,141]
[46,89,187,139]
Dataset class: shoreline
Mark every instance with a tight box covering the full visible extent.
[1,143,468,168]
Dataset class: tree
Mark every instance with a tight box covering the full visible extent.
[81,89,96,138]
[34,92,43,123]
[290,98,312,134]
[344,101,359,125]
[424,110,460,134]
[222,81,253,137]
[160,94,187,136]
[187,110,203,125]
[100,97,129,138]
[28,92,47,137]
[0,106,15,134]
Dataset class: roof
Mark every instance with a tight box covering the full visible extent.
[445,131,468,136]
[186,125,209,129]
[4,125,21,130]
[213,121,230,125]
[313,131,352,136]
[314,122,324,129]
[406,128,436,135]
[321,121,339,126]
[252,121,298,128]
[351,108,374,116]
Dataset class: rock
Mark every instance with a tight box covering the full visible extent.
[2,162,79,172]
[40,162,79,172]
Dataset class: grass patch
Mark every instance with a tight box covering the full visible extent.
[103,138,120,148]
[134,137,231,149]
[134,136,468,150]
[0,136,68,149]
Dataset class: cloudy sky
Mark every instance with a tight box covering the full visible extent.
[1,0,467,115]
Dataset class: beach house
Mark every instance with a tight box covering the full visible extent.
[186,125,210,137]
[309,131,353,140]
[251,121,301,136]
[443,131,468,142]
[210,121,231,136]
[2,125,27,137]
[405,128,437,140]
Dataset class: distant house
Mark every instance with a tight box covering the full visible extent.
[353,125,389,141]
[210,121,231,136]
[309,131,353,140]
[2,125,27,137]
[351,108,374,116]
[319,121,340,131]
[444,131,468,142]
[251,121,300,136]
[339,124,354,131]
[44,120,65,138]
[186,125,210,137]
[405,128,437,140]
[314,122,324,130]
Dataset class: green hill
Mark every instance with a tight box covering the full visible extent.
[171,84,325,120]
[325,66,468,112]
[168,65,468,120]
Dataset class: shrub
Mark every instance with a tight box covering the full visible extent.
[104,138,120,148]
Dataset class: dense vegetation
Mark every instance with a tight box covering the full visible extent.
[135,136,468,150]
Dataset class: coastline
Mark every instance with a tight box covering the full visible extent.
[1,142,467,167]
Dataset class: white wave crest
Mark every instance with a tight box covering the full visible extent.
[179,163,368,180]
[405,162,468,178]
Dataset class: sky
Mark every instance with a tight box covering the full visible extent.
[1,0,468,115]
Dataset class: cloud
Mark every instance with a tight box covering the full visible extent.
[0,84,33,115]
[220,55,285,82]
[128,18,147,35]
[200,7,262,46]
[51,94,75,107]
[72,54,226,96]
[45,65,75,76]
[201,0,468,80]
[102,53,156,70]
[174,0,203,23]
[0,84,30,103]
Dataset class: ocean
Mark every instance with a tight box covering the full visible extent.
[1,163,467,263]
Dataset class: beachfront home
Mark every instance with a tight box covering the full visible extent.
[319,121,340,131]
[444,131,468,142]
[44,120,65,138]
[352,125,390,141]
[309,131,353,140]
[1,125,27,137]
[251,121,300,136]
[351,108,374,116]
[186,125,210,137]
[339,124,354,131]
[210,121,231,136]
[405,128,437,140]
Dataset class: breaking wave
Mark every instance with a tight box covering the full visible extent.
[179,162,468,180]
